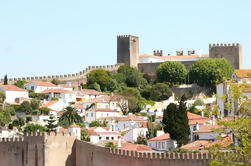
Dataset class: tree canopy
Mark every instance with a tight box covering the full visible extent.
[189,58,233,88]
[14,80,27,89]
[58,106,83,128]
[157,61,187,85]
[87,69,112,91]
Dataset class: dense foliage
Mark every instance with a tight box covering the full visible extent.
[14,80,27,89]
[87,69,112,91]
[58,106,83,128]
[189,58,232,88]
[157,61,187,85]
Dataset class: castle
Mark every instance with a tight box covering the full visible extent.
[0,35,242,86]
[0,133,213,166]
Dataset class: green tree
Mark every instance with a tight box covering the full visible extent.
[89,121,101,127]
[30,99,40,110]
[58,106,83,128]
[87,69,112,91]
[51,79,60,85]
[112,73,126,84]
[81,128,90,141]
[0,91,6,107]
[19,101,32,114]
[40,107,51,115]
[0,107,11,127]
[14,80,27,89]
[146,116,154,139]
[134,135,147,145]
[24,124,46,132]
[121,88,144,113]
[163,96,190,147]
[189,58,232,88]
[45,115,58,132]
[3,75,8,85]
[157,61,187,85]
[150,83,172,101]
[105,142,117,148]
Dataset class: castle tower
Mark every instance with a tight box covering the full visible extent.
[117,35,139,68]
[209,43,242,69]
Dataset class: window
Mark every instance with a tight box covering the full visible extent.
[158,142,161,148]
[106,137,109,140]
[99,137,101,140]
[111,137,114,140]
[162,142,165,148]
[107,113,108,117]
[91,113,93,117]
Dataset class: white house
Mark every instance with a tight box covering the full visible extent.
[192,125,221,141]
[0,85,29,103]
[58,84,73,91]
[41,100,68,113]
[85,108,120,123]
[25,81,57,93]
[68,124,81,140]
[75,89,105,102]
[41,89,76,103]
[147,133,176,151]
[87,127,121,144]
[123,127,148,143]
[232,69,251,84]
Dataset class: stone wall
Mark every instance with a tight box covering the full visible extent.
[0,132,76,166]
[76,140,211,166]
[0,64,120,87]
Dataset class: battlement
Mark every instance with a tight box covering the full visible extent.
[0,137,24,143]
[153,50,163,56]
[209,43,241,48]
[0,64,120,84]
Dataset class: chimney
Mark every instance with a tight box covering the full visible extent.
[153,50,163,57]
[117,136,122,148]
[196,122,200,130]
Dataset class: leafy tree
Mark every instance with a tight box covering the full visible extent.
[189,58,232,88]
[40,107,50,115]
[81,128,90,141]
[29,91,49,100]
[92,82,101,92]
[105,142,117,148]
[107,79,119,92]
[89,121,101,127]
[146,116,154,139]
[112,73,126,84]
[51,78,60,85]
[134,135,147,145]
[58,106,83,128]
[163,96,190,147]
[0,107,11,127]
[121,88,143,113]
[3,75,8,85]
[157,61,187,85]
[149,83,172,101]
[19,101,32,114]
[30,99,40,110]
[51,97,59,100]
[32,109,40,115]
[141,85,152,99]
[14,80,27,89]
[24,124,46,132]
[45,115,58,132]
[80,83,88,89]
[0,91,5,107]
[6,106,16,116]
[87,69,112,91]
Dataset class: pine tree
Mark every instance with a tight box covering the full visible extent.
[3,75,8,85]
[46,115,58,132]
[163,103,177,138]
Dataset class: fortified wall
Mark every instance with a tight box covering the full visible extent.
[0,64,120,87]
[0,133,214,166]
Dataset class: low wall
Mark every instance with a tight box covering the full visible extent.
[76,140,210,166]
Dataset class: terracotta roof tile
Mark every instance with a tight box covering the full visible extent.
[148,133,170,141]
[115,142,153,151]
[59,84,71,88]
[181,140,212,150]
[72,104,84,109]
[0,85,27,92]
[32,81,56,87]
[87,108,118,112]
[82,89,103,95]
[41,100,58,108]
[234,69,251,78]
[205,136,233,148]
[41,89,71,93]
[193,125,221,133]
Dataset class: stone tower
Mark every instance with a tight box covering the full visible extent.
[117,35,139,68]
[209,43,242,69]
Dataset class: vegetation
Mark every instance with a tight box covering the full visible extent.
[51,78,60,85]
[58,106,83,128]
[87,69,112,91]
[4,75,8,85]
[134,135,147,145]
[24,123,46,132]
[0,107,11,127]
[0,91,6,107]
[163,95,190,147]
[19,101,32,114]
[89,120,107,127]
[157,61,187,85]
[105,142,117,148]
[45,115,58,132]
[29,91,49,100]
[14,80,27,89]
[146,116,154,139]
[81,128,90,141]
[189,58,232,88]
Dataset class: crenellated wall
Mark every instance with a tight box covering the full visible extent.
[0,64,120,87]
[76,140,211,166]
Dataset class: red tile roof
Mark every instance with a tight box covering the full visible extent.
[0,85,27,92]
[234,69,251,78]
[181,140,212,150]
[82,89,103,95]
[187,112,210,125]
[87,108,118,112]
[69,124,80,128]
[148,133,170,141]
[88,96,110,103]
[40,100,58,108]
[115,142,153,151]
[59,84,71,88]
[41,89,71,93]
[32,81,56,87]
[193,125,221,133]
[72,104,84,109]
[205,136,233,148]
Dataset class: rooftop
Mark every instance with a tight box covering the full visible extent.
[32,81,56,87]
[148,133,170,141]
[0,85,27,92]
[234,69,251,78]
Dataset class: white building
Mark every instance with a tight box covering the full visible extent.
[41,100,68,113]
[88,127,121,144]
[75,89,105,102]
[0,85,29,103]
[25,81,57,93]
[41,89,76,103]
[123,127,148,143]
[147,133,176,151]
[85,108,120,123]
[68,124,81,140]
[58,84,73,91]
[192,125,221,141]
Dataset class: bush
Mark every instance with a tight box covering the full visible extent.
[14,80,27,89]
[30,99,40,110]
[150,83,172,101]
[105,142,117,148]
[51,79,60,85]
[89,121,101,127]
[32,109,40,115]
[19,101,32,114]
[51,97,59,101]
[40,107,51,115]
[87,69,112,91]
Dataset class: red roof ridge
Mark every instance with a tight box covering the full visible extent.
[0,85,28,92]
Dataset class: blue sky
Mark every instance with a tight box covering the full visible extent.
[0,0,251,78]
